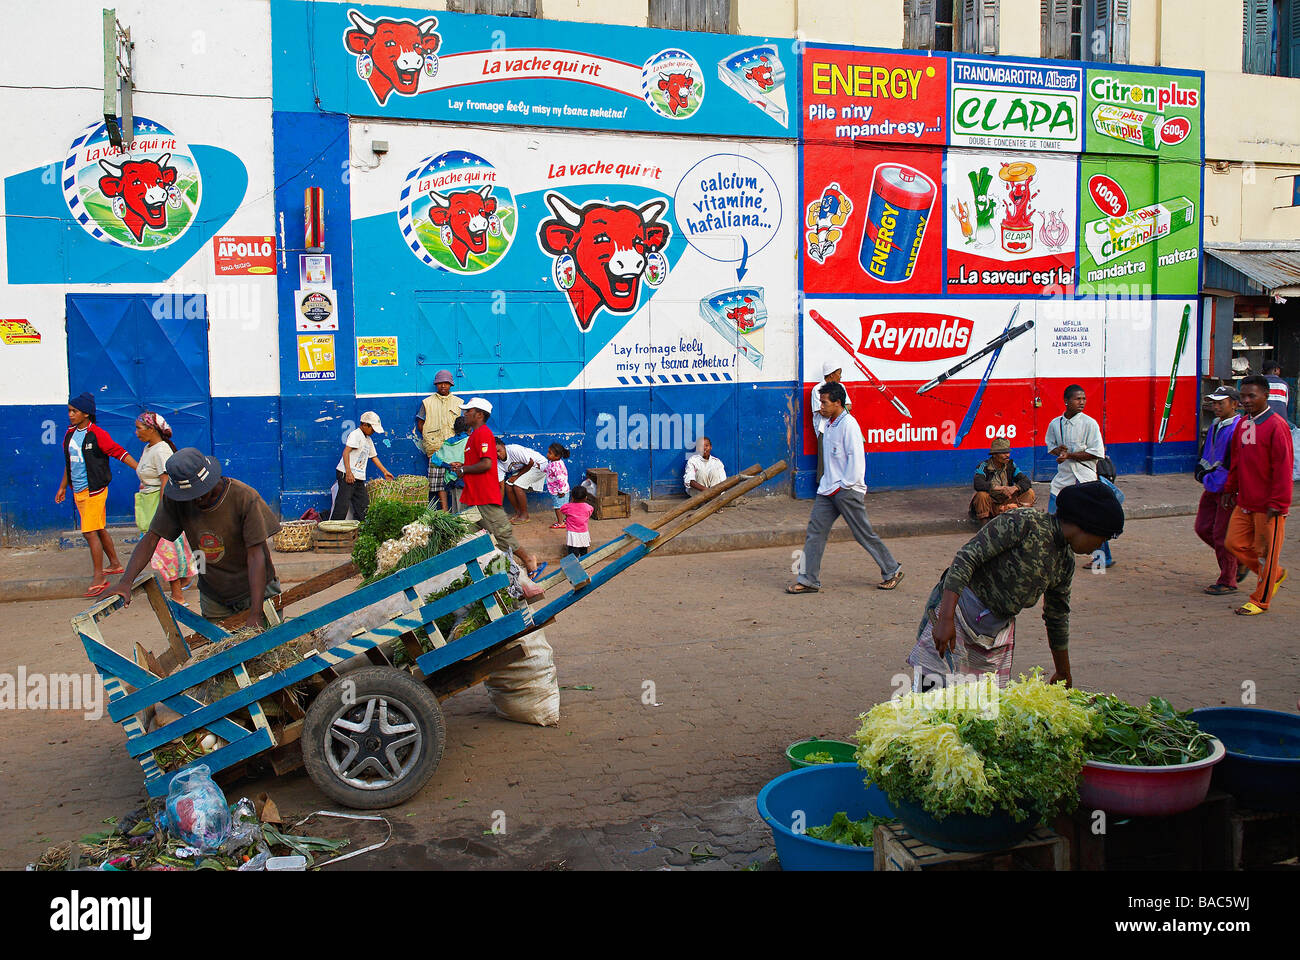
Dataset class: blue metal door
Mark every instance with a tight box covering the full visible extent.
[66,293,212,523]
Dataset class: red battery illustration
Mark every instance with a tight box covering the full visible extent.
[859,163,936,284]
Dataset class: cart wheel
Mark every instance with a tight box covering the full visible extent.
[302,666,445,809]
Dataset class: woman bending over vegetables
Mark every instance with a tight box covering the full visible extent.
[907,480,1125,691]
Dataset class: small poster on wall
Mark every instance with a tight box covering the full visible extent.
[299,253,332,288]
[298,334,336,381]
[296,288,338,331]
[357,336,398,366]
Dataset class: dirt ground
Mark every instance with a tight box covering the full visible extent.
[2,514,1297,870]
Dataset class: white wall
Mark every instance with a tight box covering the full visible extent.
[0,0,277,406]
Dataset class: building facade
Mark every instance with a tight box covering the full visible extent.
[1,0,1296,537]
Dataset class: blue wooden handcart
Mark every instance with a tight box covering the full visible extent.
[74,461,784,809]
[74,525,661,809]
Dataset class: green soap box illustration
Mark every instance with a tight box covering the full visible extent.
[1083,196,1195,266]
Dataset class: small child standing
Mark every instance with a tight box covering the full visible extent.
[545,443,571,529]
[558,486,594,557]
[431,416,470,511]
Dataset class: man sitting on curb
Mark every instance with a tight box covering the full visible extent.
[970,437,1035,524]
[684,436,726,497]
[107,449,282,627]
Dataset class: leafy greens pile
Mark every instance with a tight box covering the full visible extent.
[1071,692,1215,766]
[854,671,1095,823]
[805,811,896,847]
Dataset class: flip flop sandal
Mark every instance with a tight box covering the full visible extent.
[1203,584,1238,595]
[549,522,565,529]
[1234,601,1266,616]
[510,517,531,525]
[878,570,905,590]
[785,583,819,594]
[531,562,549,579]
[83,583,110,598]
[1270,569,1288,598]
[103,566,125,575]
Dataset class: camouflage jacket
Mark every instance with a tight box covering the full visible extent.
[930,509,1075,650]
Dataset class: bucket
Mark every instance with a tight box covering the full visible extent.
[756,763,893,870]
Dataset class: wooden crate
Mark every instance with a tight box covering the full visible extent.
[874,823,1069,872]
[585,467,619,498]
[313,527,358,553]
[591,491,631,520]
[1054,791,1239,871]
[1229,807,1300,870]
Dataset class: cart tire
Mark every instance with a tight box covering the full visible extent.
[302,666,445,809]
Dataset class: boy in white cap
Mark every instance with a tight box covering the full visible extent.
[330,412,393,522]
[416,370,463,509]
[811,359,851,478]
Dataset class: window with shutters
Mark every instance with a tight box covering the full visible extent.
[1041,0,1129,62]
[649,0,732,34]
[1244,0,1300,77]
[902,0,957,52]
[445,0,538,14]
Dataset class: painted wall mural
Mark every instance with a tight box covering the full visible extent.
[349,124,796,396]
[800,44,1203,472]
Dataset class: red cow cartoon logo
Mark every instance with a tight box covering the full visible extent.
[537,192,672,331]
[427,185,497,267]
[657,71,694,115]
[726,297,757,331]
[344,9,441,106]
[744,56,775,92]
[97,153,178,243]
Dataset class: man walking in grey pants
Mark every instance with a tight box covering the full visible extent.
[787,382,904,594]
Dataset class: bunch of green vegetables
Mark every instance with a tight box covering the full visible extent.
[855,671,1096,823]
[355,506,474,584]
[1072,692,1215,766]
[802,751,836,765]
[351,499,426,578]
[805,811,896,847]
[390,556,518,666]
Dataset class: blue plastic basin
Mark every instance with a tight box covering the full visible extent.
[1189,707,1300,812]
[756,763,894,870]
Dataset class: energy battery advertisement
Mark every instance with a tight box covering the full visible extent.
[800,46,1203,471]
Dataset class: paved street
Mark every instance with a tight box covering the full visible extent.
[2,514,1297,870]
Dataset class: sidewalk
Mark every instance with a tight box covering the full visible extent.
[0,473,1210,602]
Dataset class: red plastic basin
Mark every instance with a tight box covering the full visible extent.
[1078,737,1226,817]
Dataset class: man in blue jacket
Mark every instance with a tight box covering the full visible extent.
[1194,386,1242,595]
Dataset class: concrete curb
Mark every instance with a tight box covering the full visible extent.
[2,501,1201,604]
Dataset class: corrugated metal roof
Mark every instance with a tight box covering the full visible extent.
[1205,247,1300,295]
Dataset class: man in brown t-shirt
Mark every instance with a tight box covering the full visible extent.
[109,449,282,626]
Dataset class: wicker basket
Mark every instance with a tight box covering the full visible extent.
[271,520,317,553]
[367,474,430,506]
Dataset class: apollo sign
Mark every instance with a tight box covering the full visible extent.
[212,235,276,275]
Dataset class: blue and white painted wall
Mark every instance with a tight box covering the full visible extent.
[0,0,279,538]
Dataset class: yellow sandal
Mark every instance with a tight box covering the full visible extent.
[1234,601,1266,616]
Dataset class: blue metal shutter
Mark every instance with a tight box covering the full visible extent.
[1244,0,1274,74]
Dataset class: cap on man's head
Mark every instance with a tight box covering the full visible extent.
[434,370,454,386]
[164,447,223,501]
[69,392,96,417]
[463,397,493,415]
[821,359,843,379]
[989,437,1011,454]
[1056,480,1124,540]
[1205,386,1240,402]
[360,411,385,434]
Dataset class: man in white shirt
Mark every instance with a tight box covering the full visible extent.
[811,359,851,479]
[684,436,727,496]
[330,411,393,521]
[497,441,547,523]
[1044,384,1113,567]
[788,382,903,593]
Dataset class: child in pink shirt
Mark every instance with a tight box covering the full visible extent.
[558,486,594,556]
[545,443,571,529]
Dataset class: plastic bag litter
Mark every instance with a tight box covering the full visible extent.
[484,629,560,727]
[165,765,231,852]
